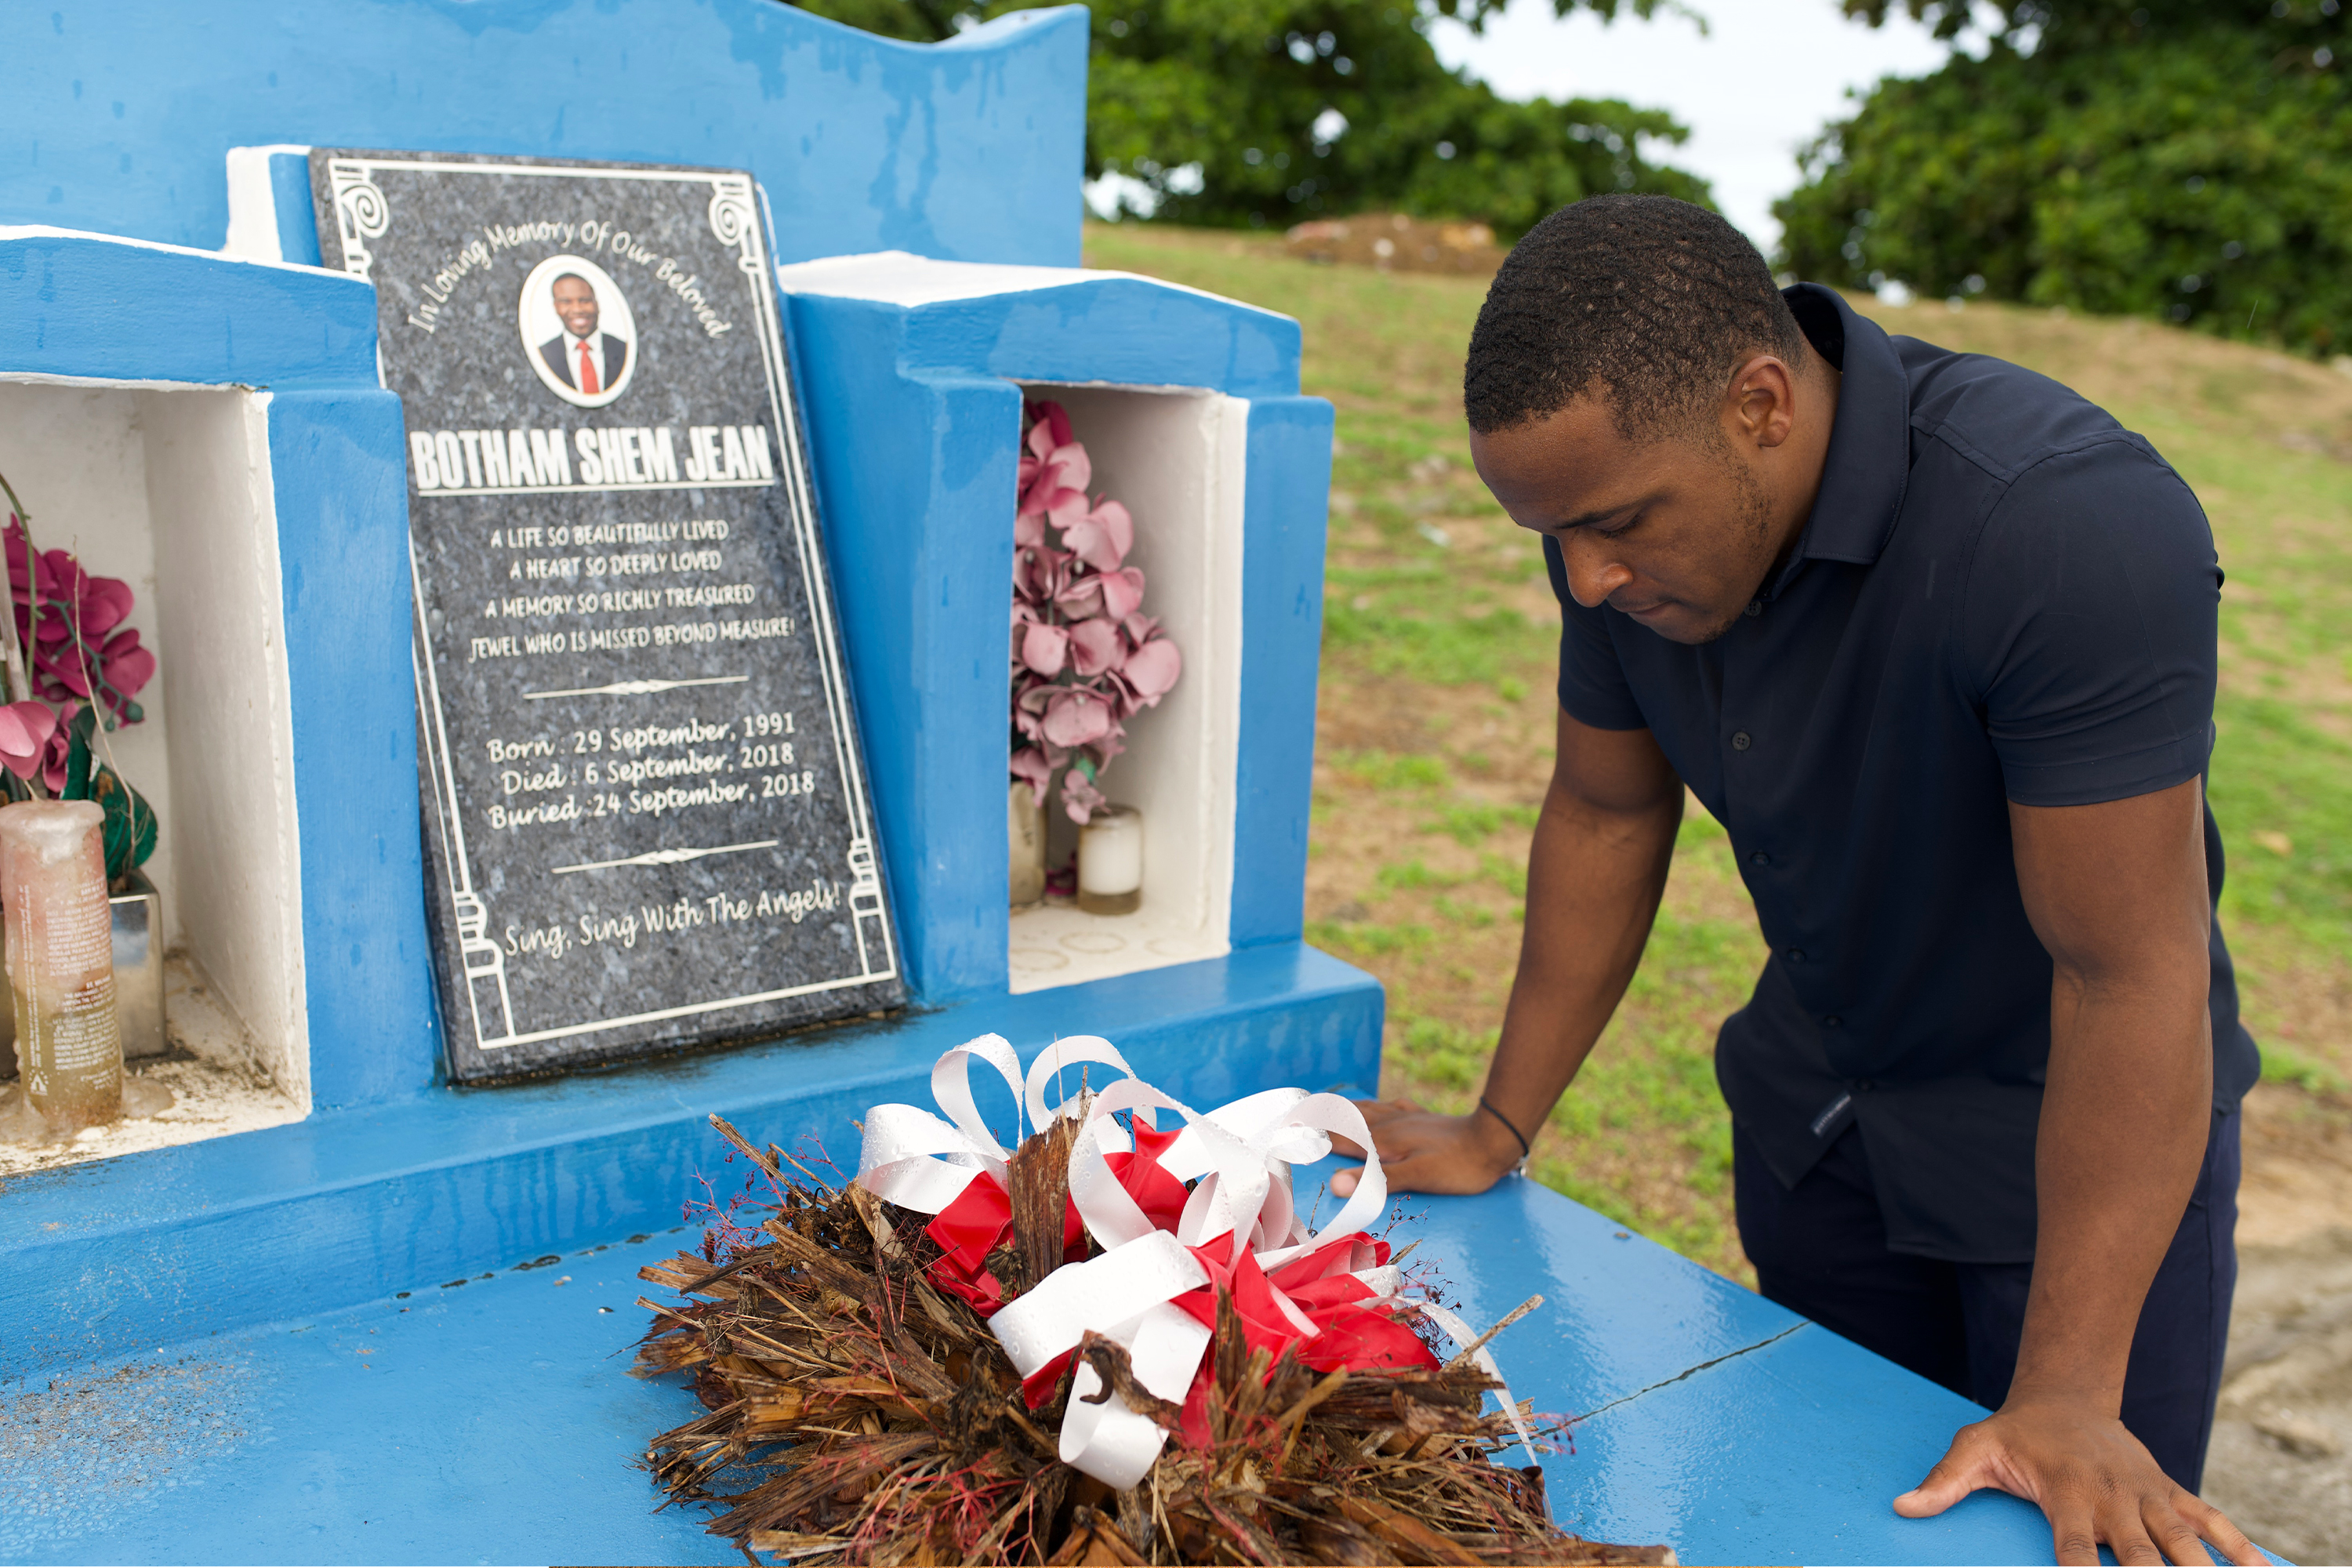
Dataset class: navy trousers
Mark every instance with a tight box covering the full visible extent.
[1733,1109,2240,1490]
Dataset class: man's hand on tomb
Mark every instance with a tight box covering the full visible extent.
[1892,1396,2264,1566]
[1328,1097,1524,1197]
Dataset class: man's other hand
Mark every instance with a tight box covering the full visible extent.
[1894,1396,2265,1566]
[1328,1097,1525,1197]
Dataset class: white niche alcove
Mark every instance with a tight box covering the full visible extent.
[0,380,310,1146]
[1007,383,1246,994]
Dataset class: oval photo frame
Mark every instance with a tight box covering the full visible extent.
[518,254,638,410]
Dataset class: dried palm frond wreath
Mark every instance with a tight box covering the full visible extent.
[637,1037,1675,1566]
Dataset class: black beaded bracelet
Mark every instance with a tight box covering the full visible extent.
[1477,1095,1533,1171]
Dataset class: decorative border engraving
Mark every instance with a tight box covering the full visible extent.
[325,160,390,281]
[554,840,780,876]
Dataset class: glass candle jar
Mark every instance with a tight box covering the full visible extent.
[1076,804,1142,916]
[1,799,123,1132]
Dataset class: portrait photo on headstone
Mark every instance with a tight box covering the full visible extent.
[310,149,903,1083]
[519,254,638,408]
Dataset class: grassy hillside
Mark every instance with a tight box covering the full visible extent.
[1083,222,2352,1282]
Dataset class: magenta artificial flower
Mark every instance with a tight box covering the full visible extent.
[0,699,56,784]
[4,516,154,724]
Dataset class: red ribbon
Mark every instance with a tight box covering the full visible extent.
[931,1123,1438,1422]
[924,1123,1192,1318]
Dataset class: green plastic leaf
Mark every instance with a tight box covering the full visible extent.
[89,764,157,884]
[62,704,96,801]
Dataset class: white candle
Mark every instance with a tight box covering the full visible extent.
[1077,804,1142,916]
[1,800,122,1132]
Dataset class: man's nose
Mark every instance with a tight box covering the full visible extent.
[1559,535,1632,609]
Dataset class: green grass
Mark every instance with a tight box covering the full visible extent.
[1087,223,2352,1281]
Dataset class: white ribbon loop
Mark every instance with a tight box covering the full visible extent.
[855,1033,1028,1214]
[931,1033,1027,1165]
[1059,1303,1214,1489]
[1249,1092,1388,1273]
[1023,1035,1138,1131]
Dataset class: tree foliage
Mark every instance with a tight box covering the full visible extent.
[1777,1,2352,354]
[779,0,1712,237]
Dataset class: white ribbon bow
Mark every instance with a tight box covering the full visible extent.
[855,1034,1534,1486]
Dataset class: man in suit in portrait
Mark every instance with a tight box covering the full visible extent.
[539,272,628,396]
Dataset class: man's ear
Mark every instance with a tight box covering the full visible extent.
[1722,355,1799,450]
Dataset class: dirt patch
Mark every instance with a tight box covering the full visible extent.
[1286,213,1507,276]
[0,1354,256,1556]
[2205,1224,2352,1563]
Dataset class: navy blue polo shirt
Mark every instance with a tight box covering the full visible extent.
[1544,284,2260,1264]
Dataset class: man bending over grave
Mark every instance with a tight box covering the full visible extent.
[1330,194,2264,1567]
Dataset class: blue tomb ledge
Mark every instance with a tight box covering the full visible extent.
[0,943,1382,1382]
[3,1167,2096,1567]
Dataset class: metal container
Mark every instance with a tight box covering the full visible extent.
[110,868,165,1060]
[0,866,165,1073]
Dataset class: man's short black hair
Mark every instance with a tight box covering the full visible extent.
[1464,194,1809,440]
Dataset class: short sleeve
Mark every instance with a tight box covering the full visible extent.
[1961,439,2219,807]
[1543,533,1649,731]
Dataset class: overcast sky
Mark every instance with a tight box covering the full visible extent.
[1428,0,1962,254]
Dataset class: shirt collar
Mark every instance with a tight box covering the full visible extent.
[1773,283,1910,585]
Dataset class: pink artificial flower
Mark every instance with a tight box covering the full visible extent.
[1031,401,1075,452]
[1040,688,1114,748]
[1011,744,1057,806]
[1060,765,1107,825]
[1014,546,1067,610]
[1066,617,1124,678]
[1098,566,1146,621]
[1018,407,1091,523]
[1007,403,1181,817]
[1120,636,1183,707]
[0,699,56,783]
[1062,499,1134,573]
[1018,621,1069,677]
[1054,575,1105,622]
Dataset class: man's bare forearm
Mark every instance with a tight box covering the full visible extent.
[1479,735,1682,1140]
[2009,781,2215,1410]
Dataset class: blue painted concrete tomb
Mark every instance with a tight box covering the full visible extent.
[0,2,2194,1563]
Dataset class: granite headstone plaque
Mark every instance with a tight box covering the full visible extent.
[310,151,903,1082]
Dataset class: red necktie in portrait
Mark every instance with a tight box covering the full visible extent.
[578,339,601,396]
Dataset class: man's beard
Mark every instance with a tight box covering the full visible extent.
[1682,459,1780,645]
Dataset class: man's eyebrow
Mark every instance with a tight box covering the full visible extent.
[1554,505,1631,533]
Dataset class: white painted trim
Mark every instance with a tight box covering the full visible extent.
[0,223,361,281]
[140,387,311,1107]
[772,249,1294,325]
[223,143,311,263]
[0,371,258,393]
